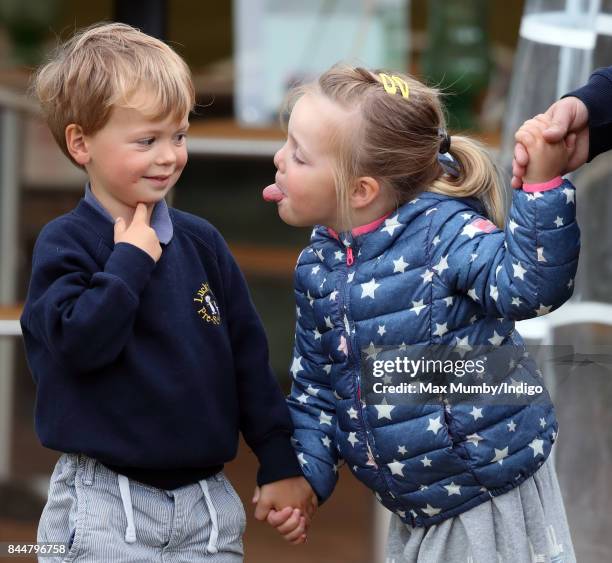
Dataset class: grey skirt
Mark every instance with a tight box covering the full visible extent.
[386,455,575,563]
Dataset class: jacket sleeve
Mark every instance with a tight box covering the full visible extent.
[213,231,302,486]
[429,180,579,320]
[21,221,156,373]
[286,258,341,504]
[566,66,612,161]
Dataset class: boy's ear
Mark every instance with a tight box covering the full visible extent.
[349,176,381,210]
[65,124,90,165]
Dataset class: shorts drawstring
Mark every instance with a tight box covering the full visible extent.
[198,479,219,554]
[118,474,137,544]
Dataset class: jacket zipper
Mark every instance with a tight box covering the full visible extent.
[338,237,377,467]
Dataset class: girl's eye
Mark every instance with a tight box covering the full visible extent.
[138,138,155,147]
[292,151,305,165]
[175,133,187,144]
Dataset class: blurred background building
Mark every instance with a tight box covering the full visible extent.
[0,1,610,562]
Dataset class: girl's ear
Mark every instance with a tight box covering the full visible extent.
[65,124,91,165]
[350,176,381,210]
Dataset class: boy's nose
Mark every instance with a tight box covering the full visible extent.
[155,144,177,166]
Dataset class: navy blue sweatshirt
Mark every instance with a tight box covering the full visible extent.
[567,66,612,161]
[20,198,302,489]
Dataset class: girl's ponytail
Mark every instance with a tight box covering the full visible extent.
[431,135,506,227]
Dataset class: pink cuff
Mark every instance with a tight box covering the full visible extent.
[522,176,563,193]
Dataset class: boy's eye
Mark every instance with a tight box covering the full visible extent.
[175,133,187,144]
[137,138,155,146]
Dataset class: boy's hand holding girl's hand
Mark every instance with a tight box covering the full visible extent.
[514,114,577,185]
[252,476,318,545]
[114,202,162,262]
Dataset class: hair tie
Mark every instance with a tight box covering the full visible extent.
[438,128,451,154]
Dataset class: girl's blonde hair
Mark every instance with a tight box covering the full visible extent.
[32,22,195,166]
[283,65,505,229]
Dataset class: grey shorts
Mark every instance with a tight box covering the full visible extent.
[37,454,246,562]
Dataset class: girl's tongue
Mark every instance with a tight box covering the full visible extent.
[262,183,285,202]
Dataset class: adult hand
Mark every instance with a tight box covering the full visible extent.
[511,97,589,188]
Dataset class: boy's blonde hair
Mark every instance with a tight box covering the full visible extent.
[283,65,505,230]
[33,22,195,165]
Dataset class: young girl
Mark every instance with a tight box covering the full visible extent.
[262,65,578,562]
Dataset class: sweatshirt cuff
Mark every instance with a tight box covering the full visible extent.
[522,176,563,192]
[104,242,156,297]
[565,70,612,161]
[253,433,304,486]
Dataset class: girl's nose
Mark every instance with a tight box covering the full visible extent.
[274,143,286,172]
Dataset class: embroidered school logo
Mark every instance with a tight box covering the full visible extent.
[193,282,221,325]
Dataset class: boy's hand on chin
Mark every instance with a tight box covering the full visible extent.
[114,202,162,262]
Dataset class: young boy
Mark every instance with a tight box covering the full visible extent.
[21,22,315,561]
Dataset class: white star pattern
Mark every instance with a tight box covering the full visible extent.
[338,335,348,356]
[298,453,307,466]
[382,215,402,236]
[296,393,308,404]
[562,187,575,204]
[319,411,333,426]
[508,219,518,234]
[491,446,509,465]
[348,432,359,447]
[432,235,441,246]
[420,455,432,467]
[425,207,438,216]
[306,385,319,396]
[567,278,574,289]
[470,253,478,262]
[466,433,483,446]
[388,459,405,476]
[455,335,472,358]
[488,331,504,346]
[422,504,441,517]
[347,272,355,283]
[512,297,522,307]
[513,262,527,280]
[324,316,333,329]
[468,288,479,302]
[398,445,408,455]
[529,438,544,457]
[490,284,499,302]
[313,328,322,340]
[347,407,359,419]
[444,296,454,307]
[365,342,381,360]
[375,403,395,420]
[554,216,564,228]
[461,222,481,238]
[433,255,449,275]
[393,256,409,273]
[377,325,386,336]
[536,304,552,316]
[311,265,320,275]
[421,269,434,284]
[321,436,331,448]
[290,357,303,377]
[537,247,547,263]
[427,416,443,434]
[329,290,338,301]
[461,213,472,220]
[410,300,427,316]
[540,417,546,428]
[507,420,516,432]
[433,323,448,337]
[445,482,461,496]
[361,278,380,299]
[470,406,484,420]
[334,250,344,261]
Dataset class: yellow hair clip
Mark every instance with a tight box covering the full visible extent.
[379,73,410,99]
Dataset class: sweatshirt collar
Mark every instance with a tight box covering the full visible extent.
[83,183,174,244]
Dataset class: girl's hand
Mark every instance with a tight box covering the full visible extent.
[514,114,577,185]
[267,507,308,545]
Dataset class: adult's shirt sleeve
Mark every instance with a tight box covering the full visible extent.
[565,66,612,161]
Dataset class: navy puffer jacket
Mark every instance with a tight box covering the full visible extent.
[288,181,579,527]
